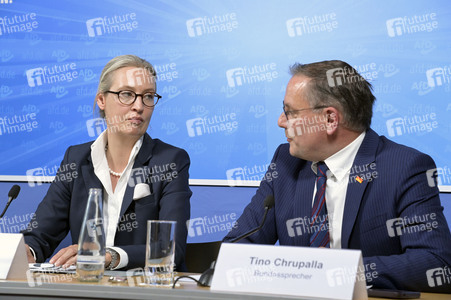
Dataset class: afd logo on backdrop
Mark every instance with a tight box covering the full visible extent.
[0,85,13,98]
[386,13,438,37]
[186,13,238,37]
[426,67,451,88]
[86,13,138,37]
[286,13,338,37]
[186,113,238,137]
[386,113,438,137]
[226,63,278,88]
[0,49,14,62]
[25,63,78,87]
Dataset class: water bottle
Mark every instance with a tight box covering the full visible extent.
[76,188,106,282]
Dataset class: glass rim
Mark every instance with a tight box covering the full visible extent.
[105,90,161,107]
[146,220,177,224]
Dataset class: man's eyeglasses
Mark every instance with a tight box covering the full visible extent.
[105,90,161,107]
[283,105,328,120]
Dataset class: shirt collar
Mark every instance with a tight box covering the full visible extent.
[311,131,366,181]
[91,130,144,172]
[91,130,108,170]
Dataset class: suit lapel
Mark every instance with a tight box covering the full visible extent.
[82,161,103,192]
[119,133,155,218]
[80,156,103,212]
[294,161,315,246]
[341,129,379,248]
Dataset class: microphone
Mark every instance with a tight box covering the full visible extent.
[197,195,275,287]
[229,195,275,243]
[0,185,20,219]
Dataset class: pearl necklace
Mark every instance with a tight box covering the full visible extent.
[105,144,124,177]
[109,168,123,177]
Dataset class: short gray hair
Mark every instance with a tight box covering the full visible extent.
[289,60,375,132]
[95,55,157,118]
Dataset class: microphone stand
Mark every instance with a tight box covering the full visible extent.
[197,198,274,287]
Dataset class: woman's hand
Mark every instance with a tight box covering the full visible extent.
[49,244,78,268]
[24,244,36,263]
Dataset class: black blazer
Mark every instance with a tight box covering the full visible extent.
[24,133,192,271]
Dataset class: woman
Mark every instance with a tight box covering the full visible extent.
[23,55,191,271]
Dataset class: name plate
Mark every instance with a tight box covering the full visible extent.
[211,243,367,300]
[0,233,29,280]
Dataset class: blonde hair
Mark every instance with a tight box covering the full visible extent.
[94,55,157,118]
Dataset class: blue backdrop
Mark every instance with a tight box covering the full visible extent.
[0,0,450,189]
[0,182,450,248]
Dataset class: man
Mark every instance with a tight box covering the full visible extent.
[224,60,451,292]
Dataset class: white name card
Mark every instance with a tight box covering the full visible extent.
[0,233,29,280]
[211,243,367,300]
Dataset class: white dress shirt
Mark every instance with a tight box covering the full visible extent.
[311,131,366,249]
[91,130,143,269]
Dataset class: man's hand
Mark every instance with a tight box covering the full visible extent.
[49,244,78,268]
[25,244,36,263]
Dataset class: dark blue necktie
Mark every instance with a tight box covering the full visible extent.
[310,161,330,247]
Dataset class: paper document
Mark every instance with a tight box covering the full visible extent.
[28,263,76,274]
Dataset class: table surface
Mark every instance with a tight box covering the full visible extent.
[0,272,449,300]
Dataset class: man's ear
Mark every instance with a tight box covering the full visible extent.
[96,93,106,111]
[325,107,339,135]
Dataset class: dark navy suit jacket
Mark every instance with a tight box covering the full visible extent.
[224,129,451,292]
[23,133,191,271]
